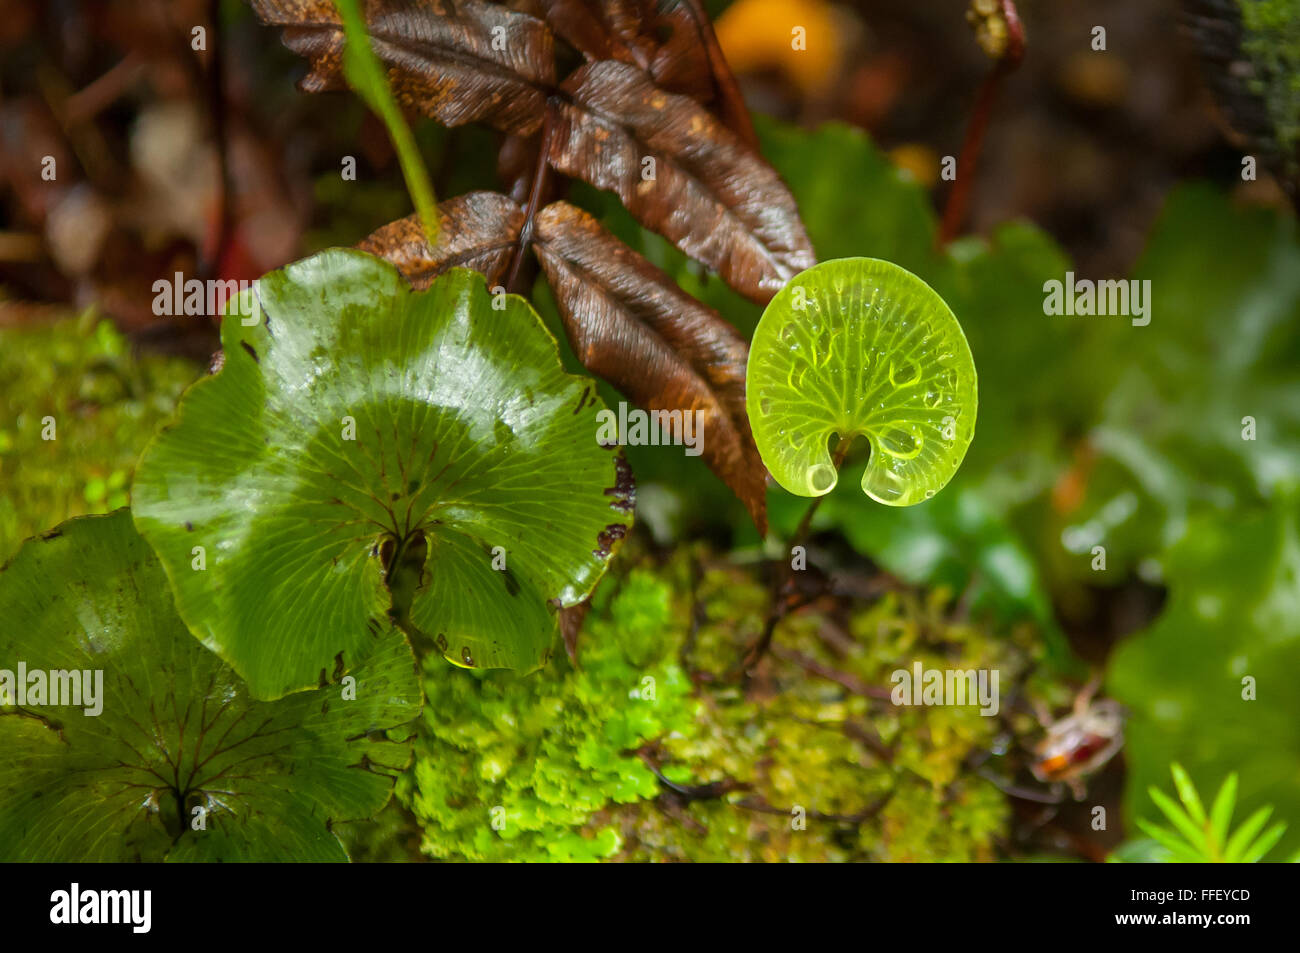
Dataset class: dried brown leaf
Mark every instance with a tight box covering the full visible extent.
[540,0,757,147]
[645,0,758,148]
[357,190,524,287]
[533,199,767,532]
[557,599,591,664]
[249,0,557,135]
[547,60,813,304]
[540,0,654,67]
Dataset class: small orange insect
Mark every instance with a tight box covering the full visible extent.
[1030,682,1125,799]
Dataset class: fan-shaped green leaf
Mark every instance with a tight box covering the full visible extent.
[0,510,420,862]
[746,258,976,504]
[132,250,633,699]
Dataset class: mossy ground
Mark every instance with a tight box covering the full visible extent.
[361,543,1055,862]
[0,313,197,562]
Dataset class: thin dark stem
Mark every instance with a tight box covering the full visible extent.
[741,436,851,676]
[505,103,556,295]
[733,789,894,826]
[937,0,1024,247]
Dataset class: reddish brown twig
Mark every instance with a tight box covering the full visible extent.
[937,1,1025,247]
[772,646,894,702]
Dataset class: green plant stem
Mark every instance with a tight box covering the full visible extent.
[333,0,439,244]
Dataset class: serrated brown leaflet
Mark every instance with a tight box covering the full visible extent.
[547,60,813,304]
[539,0,758,148]
[358,190,525,287]
[249,0,557,135]
[533,200,767,533]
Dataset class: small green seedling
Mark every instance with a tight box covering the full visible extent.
[1111,763,1293,863]
[746,258,977,505]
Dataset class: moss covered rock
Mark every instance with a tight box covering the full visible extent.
[395,547,1044,862]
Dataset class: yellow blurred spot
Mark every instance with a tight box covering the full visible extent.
[1057,51,1129,108]
[888,144,939,188]
[715,0,843,96]
[966,0,1009,60]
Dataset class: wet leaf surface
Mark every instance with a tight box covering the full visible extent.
[747,258,977,505]
[358,190,525,289]
[133,250,632,698]
[0,510,420,862]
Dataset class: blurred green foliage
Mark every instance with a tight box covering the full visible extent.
[0,314,197,562]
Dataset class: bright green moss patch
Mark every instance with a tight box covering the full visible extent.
[397,550,1042,862]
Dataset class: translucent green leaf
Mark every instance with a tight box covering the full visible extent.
[0,510,420,862]
[133,251,632,699]
[746,258,976,504]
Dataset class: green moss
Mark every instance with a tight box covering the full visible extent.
[400,567,696,861]
[399,548,1044,862]
[0,314,198,561]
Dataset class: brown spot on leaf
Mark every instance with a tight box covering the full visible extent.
[594,523,628,559]
[605,452,636,514]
